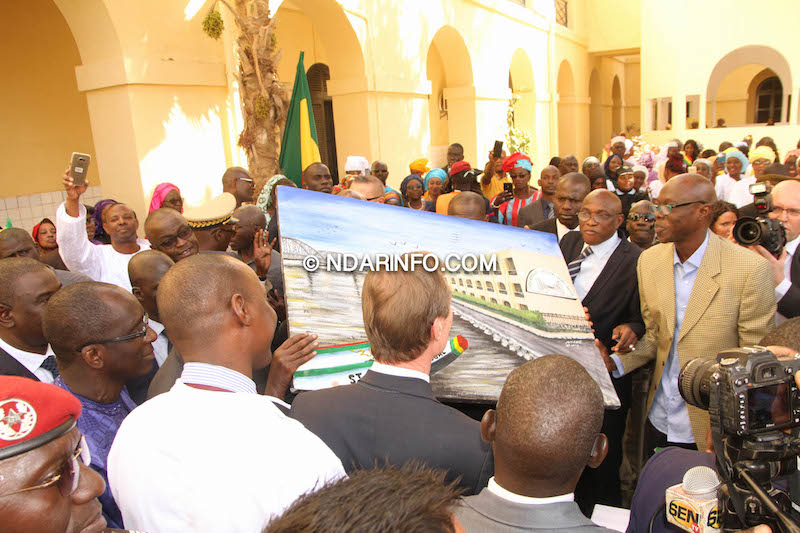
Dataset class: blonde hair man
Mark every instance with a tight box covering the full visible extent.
[291,254,493,495]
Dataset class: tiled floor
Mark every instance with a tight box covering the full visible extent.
[0,187,104,234]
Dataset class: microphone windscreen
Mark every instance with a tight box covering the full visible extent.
[682,466,721,500]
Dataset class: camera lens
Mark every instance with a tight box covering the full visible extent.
[733,218,762,246]
[679,358,718,410]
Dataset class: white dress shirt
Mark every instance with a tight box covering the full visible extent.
[487,477,574,505]
[148,319,170,367]
[572,234,621,301]
[55,202,150,292]
[714,174,737,203]
[108,363,345,533]
[776,235,799,323]
[648,180,663,200]
[727,177,757,208]
[0,337,56,383]
[556,220,579,242]
[649,232,711,443]
[370,361,430,383]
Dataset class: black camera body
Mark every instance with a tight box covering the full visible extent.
[733,183,786,258]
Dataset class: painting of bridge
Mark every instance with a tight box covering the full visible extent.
[276,186,619,407]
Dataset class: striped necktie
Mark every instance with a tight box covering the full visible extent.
[40,355,59,379]
[568,247,593,282]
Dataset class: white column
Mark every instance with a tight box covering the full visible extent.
[781,92,790,123]
[698,91,707,130]
[673,94,686,131]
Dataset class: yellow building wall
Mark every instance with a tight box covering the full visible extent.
[0,0,98,196]
[586,0,641,54]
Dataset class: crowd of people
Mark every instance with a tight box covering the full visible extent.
[0,129,799,533]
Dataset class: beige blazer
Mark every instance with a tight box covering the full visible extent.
[619,232,776,448]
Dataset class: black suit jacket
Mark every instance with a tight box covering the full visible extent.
[516,198,551,228]
[0,347,38,380]
[529,217,556,236]
[290,370,493,495]
[779,250,800,318]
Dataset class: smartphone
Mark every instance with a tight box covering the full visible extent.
[503,182,513,194]
[69,153,91,187]
[493,140,504,159]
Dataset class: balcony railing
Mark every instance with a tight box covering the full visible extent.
[555,0,568,27]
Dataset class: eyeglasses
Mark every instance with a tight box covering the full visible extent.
[237,177,254,184]
[628,213,656,223]
[752,159,771,166]
[578,211,621,223]
[157,225,193,249]
[0,436,90,498]
[79,314,149,350]
[771,206,800,218]
[648,201,706,216]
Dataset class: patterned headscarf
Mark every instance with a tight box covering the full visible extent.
[256,174,292,224]
[92,199,118,243]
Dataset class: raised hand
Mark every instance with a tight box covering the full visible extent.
[264,333,319,399]
[62,167,88,217]
[253,229,276,279]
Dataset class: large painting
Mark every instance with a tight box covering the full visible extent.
[278,187,619,408]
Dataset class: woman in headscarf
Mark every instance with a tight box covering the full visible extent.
[400,174,426,210]
[728,145,775,207]
[148,183,183,213]
[713,148,749,203]
[603,154,624,190]
[32,218,68,270]
[256,174,297,254]
[582,156,600,177]
[490,153,540,226]
[383,190,404,206]
[91,199,118,245]
[423,168,446,208]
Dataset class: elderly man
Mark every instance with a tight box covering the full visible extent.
[0,376,108,533]
[528,173,591,246]
[183,193,237,252]
[0,228,91,286]
[56,173,150,292]
[626,200,656,250]
[604,174,775,454]
[45,282,157,529]
[291,253,493,495]
[221,166,255,208]
[559,154,579,175]
[303,162,334,194]
[108,254,343,532]
[144,208,199,263]
[349,175,386,203]
[0,258,61,383]
[454,356,613,533]
[230,204,283,294]
[371,160,390,184]
[517,165,559,228]
[447,191,486,221]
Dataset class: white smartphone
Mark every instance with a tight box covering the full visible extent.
[69,152,91,187]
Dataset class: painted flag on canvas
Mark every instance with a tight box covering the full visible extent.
[278,51,322,187]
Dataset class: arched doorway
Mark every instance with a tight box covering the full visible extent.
[426,26,476,165]
[706,46,792,125]
[611,76,622,134]
[508,49,536,155]
[557,60,576,157]
[588,69,602,157]
[754,76,783,124]
[307,63,339,182]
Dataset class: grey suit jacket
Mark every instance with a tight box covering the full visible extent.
[455,488,617,533]
[516,198,552,228]
[291,370,493,495]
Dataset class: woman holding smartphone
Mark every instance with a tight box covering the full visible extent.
[490,152,540,226]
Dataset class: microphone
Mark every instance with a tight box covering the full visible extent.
[665,466,722,533]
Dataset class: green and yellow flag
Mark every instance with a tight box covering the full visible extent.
[279,52,322,187]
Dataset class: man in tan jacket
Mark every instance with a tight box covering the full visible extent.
[605,174,775,455]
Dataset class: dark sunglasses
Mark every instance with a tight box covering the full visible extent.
[627,213,655,223]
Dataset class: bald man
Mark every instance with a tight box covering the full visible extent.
[144,208,199,263]
[129,250,175,368]
[454,355,613,533]
[108,254,344,532]
[751,179,800,320]
[517,165,559,228]
[349,175,386,203]
[0,228,91,287]
[44,281,157,528]
[222,166,255,207]
[447,191,486,221]
[0,258,61,382]
[560,190,645,513]
[336,189,367,201]
[303,162,333,194]
[57,172,150,292]
[606,174,775,454]
[529,173,591,247]
[626,200,656,250]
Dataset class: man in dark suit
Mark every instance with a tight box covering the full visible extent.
[0,258,62,382]
[454,355,614,533]
[528,173,590,249]
[0,228,91,287]
[560,190,645,515]
[516,165,559,228]
[291,254,493,495]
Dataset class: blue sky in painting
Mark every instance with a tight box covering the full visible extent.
[277,187,562,258]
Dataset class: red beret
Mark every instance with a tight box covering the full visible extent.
[449,161,472,176]
[0,376,81,460]
[502,153,532,173]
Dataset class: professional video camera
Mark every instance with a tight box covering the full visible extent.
[679,347,800,533]
[733,183,786,258]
